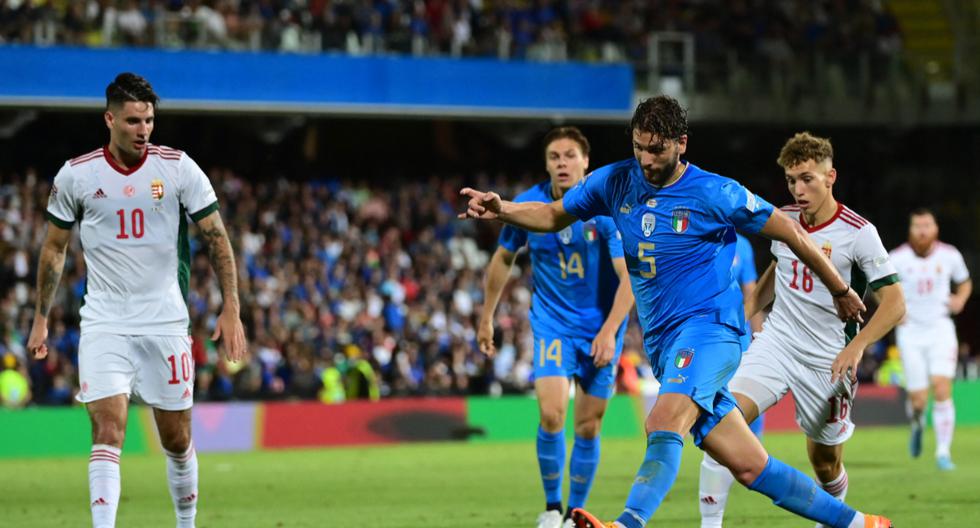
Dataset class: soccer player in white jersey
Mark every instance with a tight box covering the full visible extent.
[890,209,972,470]
[26,73,246,528]
[697,132,905,528]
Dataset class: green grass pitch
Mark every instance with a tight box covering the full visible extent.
[4,426,978,527]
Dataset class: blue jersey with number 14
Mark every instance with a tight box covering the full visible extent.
[498,180,625,339]
[562,160,774,354]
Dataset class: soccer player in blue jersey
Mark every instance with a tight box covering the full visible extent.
[460,96,892,528]
[477,127,635,528]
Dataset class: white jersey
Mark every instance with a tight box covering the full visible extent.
[47,145,218,336]
[762,203,898,369]
[889,242,970,331]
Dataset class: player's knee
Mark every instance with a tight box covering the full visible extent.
[539,407,566,432]
[161,429,192,453]
[933,383,952,401]
[811,459,842,482]
[574,417,602,439]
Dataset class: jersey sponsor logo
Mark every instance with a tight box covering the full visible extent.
[646,198,658,208]
[620,202,633,214]
[558,226,573,244]
[151,179,165,201]
[93,188,108,199]
[674,348,694,368]
[666,374,687,384]
[641,213,656,237]
[123,185,136,197]
[583,222,597,243]
[671,208,690,233]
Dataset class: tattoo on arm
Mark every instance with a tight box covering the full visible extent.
[36,247,66,317]
[199,216,240,307]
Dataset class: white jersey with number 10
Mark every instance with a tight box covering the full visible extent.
[889,242,969,331]
[46,145,218,336]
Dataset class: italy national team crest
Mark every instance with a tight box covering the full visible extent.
[674,348,694,369]
[558,226,573,245]
[671,208,690,233]
[641,213,656,237]
[151,179,165,201]
[583,222,597,243]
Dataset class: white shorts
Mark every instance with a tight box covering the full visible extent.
[77,333,195,411]
[730,332,856,445]
[896,319,958,391]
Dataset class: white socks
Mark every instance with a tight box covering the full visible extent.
[165,443,199,528]
[89,444,121,528]
[816,466,849,528]
[699,453,735,527]
[933,399,955,458]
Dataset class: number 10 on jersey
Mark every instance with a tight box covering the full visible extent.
[116,208,145,239]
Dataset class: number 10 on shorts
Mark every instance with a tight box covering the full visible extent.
[167,352,193,385]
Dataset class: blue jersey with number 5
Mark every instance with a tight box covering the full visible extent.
[498,180,625,339]
[562,160,774,353]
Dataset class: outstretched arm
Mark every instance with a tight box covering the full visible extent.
[591,257,635,367]
[458,188,578,232]
[477,247,518,357]
[196,211,246,362]
[759,209,865,322]
[27,223,73,359]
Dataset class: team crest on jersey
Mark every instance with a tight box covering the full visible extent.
[123,185,135,197]
[821,241,833,258]
[583,222,597,243]
[641,213,656,237]
[674,348,694,369]
[151,179,165,201]
[671,208,690,233]
[558,226,573,245]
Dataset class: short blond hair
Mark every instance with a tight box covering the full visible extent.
[777,132,833,169]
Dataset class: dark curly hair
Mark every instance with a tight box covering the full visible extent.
[105,72,159,110]
[629,95,688,139]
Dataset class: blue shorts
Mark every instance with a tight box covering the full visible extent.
[532,327,625,399]
[651,319,742,447]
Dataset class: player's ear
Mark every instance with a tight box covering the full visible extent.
[104,109,114,131]
[826,167,837,187]
[583,155,590,171]
[676,135,688,155]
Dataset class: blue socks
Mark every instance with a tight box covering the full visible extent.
[748,456,858,528]
[616,431,684,528]
[537,426,566,510]
[568,435,600,509]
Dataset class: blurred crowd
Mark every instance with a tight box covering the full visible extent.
[1,0,902,70]
[2,165,978,408]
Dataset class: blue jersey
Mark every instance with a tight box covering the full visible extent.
[733,233,758,337]
[563,160,774,353]
[498,181,625,339]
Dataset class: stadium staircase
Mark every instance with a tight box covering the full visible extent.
[885,0,955,82]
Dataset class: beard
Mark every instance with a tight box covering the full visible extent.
[641,152,680,185]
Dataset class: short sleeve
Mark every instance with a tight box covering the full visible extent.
[950,247,970,284]
[562,167,614,221]
[179,154,219,222]
[710,179,774,234]
[855,225,899,290]
[597,216,624,259]
[498,224,528,253]
[46,162,78,229]
[735,235,758,285]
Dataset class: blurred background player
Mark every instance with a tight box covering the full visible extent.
[477,126,634,528]
[890,209,972,470]
[697,132,905,527]
[698,231,766,525]
[461,97,892,528]
[26,73,247,528]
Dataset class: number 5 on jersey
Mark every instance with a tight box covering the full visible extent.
[638,242,656,278]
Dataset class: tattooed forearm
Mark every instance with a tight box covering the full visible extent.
[199,216,240,308]
[36,246,66,317]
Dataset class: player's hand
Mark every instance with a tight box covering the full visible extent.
[212,307,246,362]
[477,318,496,357]
[948,295,966,315]
[590,327,617,368]
[831,343,863,384]
[458,188,503,220]
[27,316,49,360]
[832,287,865,323]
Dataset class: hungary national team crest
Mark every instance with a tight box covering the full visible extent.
[671,208,690,233]
[674,348,694,369]
[583,222,597,243]
[151,179,165,201]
